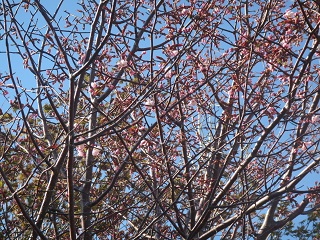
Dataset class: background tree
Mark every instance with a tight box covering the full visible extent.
[1,0,320,239]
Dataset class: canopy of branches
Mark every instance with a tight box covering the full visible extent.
[0,0,320,239]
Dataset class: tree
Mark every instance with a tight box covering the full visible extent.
[1,0,320,239]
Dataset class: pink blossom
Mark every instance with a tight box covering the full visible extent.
[301,142,312,151]
[76,137,86,152]
[139,126,145,131]
[77,53,85,65]
[200,66,207,72]
[281,40,290,49]
[267,107,277,116]
[168,50,178,57]
[91,82,97,89]
[285,29,292,35]
[227,89,234,97]
[199,79,205,85]
[145,99,154,109]
[92,146,101,156]
[77,150,86,157]
[76,144,85,151]
[107,84,114,90]
[140,140,148,146]
[183,27,191,33]
[311,115,319,123]
[181,8,189,15]
[284,10,295,19]
[186,55,192,60]
[89,82,98,96]
[188,99,197,106]
[117,59,128,68]
[165,69,173,78]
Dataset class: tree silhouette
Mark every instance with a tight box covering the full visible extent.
[1,0,320,239]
